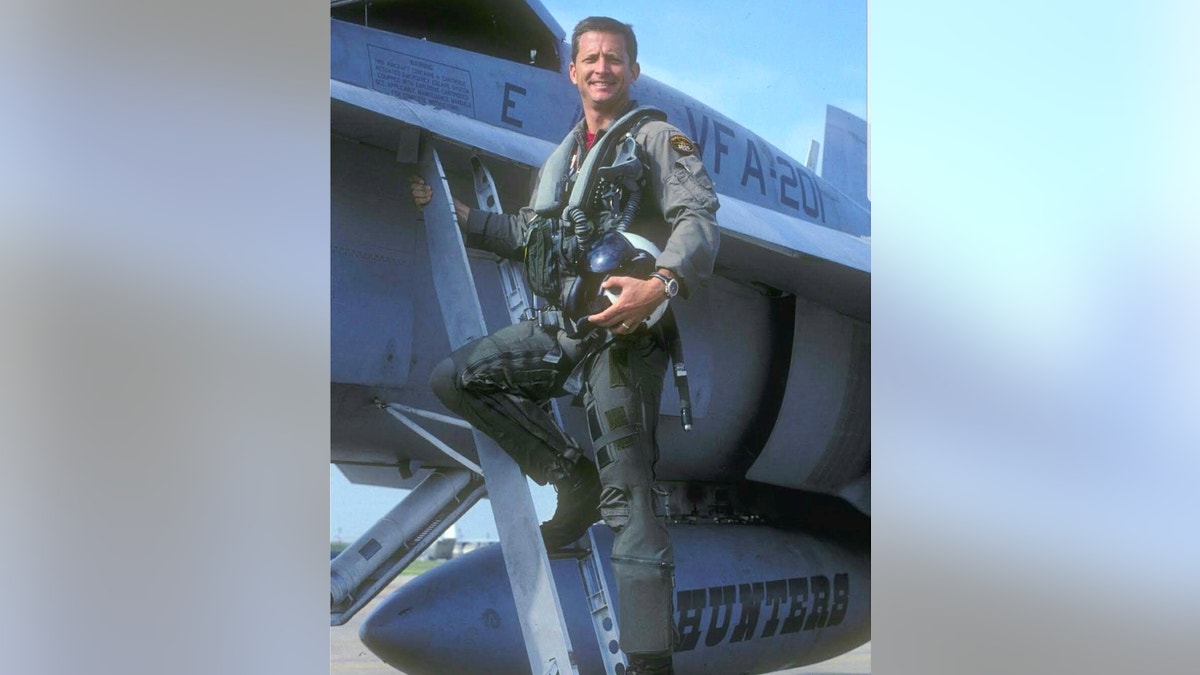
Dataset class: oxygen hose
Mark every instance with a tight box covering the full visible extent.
[566,205,592,253]
[615,187,641,232]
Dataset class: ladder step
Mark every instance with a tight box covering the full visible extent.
[577,530,626,675]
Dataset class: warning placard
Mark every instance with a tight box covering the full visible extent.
[368,46,475,117]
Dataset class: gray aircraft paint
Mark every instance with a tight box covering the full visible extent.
[330,1,870,671]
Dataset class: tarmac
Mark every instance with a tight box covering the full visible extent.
[331,574,870,674]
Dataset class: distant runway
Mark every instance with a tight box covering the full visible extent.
[331,574,870,674]
[330,574,411,675]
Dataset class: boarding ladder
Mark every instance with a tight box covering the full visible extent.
[329,141,627,675]
[422,144,630,675]
[469,155,627,675]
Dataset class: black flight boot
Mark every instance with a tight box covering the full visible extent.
[539,458,601,550]
[626,653,674,675]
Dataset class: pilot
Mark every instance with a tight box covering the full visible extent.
[410,16,719,675]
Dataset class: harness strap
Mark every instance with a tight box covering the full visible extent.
[537,308,564,330]
[593,424,643,468]
[531,134,579,213]
[566,106,666,217]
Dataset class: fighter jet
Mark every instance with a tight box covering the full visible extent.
[330,1,869,673]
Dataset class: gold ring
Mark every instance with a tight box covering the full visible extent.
[620,322,630,330]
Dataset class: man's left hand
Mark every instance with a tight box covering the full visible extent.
[587,275,667,334]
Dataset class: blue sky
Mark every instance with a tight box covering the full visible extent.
[330,0,867,541]
[545,0,866,170]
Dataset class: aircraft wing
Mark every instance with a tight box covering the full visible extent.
[716,193,869,321]
[333,78,869,323]
[333,80,555,170]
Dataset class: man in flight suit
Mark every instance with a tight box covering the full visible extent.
[410,16,719,675]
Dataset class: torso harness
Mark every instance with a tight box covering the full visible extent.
[523,106,693,430]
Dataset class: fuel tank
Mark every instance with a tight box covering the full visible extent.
[360,524,870,675]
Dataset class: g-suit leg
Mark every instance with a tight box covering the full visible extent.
[583,333,674,656]
[429,320,582,484]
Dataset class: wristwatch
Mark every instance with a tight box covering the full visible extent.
[650,272,679,298]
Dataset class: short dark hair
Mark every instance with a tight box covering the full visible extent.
[570,16,638,64]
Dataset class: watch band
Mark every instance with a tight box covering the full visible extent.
[650,272,679,298]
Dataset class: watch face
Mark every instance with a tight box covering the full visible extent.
[652,273,676,297]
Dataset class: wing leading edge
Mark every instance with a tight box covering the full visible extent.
[332,79,869,321]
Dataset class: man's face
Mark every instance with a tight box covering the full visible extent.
[569,31,640,115]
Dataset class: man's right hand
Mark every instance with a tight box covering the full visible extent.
[408,174,470,225]
[409,174,433,209]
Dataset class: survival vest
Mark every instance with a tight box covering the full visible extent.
[523,106,666,309]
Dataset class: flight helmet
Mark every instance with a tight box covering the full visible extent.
[565,229,669,331]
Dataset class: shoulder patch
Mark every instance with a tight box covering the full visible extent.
[669,134,696,155]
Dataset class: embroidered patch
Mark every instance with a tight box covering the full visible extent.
[669,134,695,154]
[603,408,635,449]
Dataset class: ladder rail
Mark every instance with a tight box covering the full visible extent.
[473,155,623,675]
[579,528,627,673]
[423,141,578,675]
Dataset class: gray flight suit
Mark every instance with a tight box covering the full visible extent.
[430,104,720,657]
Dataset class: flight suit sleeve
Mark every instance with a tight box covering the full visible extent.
[462,205,539,262]
[640,122,720,298]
